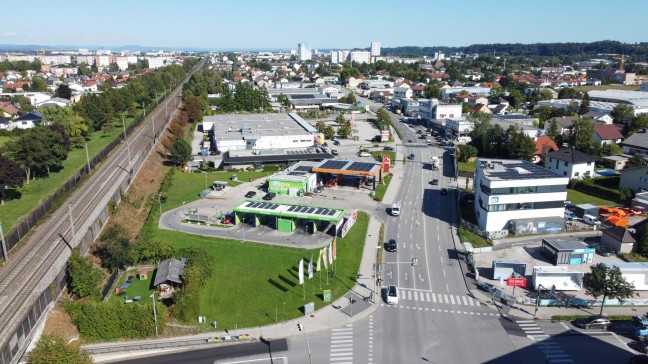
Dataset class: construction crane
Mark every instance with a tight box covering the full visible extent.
[612,54,627,71]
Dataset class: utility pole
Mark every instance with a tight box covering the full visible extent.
[0,220,8,262]
[122,116,131,165]
[84,142,91,174]
[151,292,158,337]
[67,203,75,246]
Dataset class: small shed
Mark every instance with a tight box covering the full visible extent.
[138,269,148,280]
[541,239,595,265]
[601,226,637,253]
[492,260,527,280]
[574,203,599,218]
[154,258,186,289]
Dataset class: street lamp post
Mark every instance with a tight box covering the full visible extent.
[151,292,158,337]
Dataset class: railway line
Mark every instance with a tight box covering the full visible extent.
[0,62,201,361]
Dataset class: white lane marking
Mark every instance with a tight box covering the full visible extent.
[449,295,456,305]
[462,296,468,305]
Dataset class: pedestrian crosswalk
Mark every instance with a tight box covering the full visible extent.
[398,289,479,307]
[330,324,353,364]
[516,320,573,363]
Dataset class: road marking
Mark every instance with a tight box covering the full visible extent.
[425,292,431,302]
[462,296,468,305]
[449,295,455,305]
[560,322,569,329]
[431,293,436,303]
[413,291,418,301]
[443,295,449,304]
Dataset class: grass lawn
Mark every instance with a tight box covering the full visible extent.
[575,84,640,92]
[567,188,617,207]
[458,226,491,248]
[108,268,156,304]
[458,161,476,173]
[145,211,370,330]
[161,169,280,213]
[0,116,140,233]
[373,173,392,202]
[0,136,10,148]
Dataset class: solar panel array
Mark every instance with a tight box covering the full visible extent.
[320,160,348,170]
[286,205,339,216]
[287,172,308,176]
[294,166,313,172]
[348,162,377,172]
[487,162,560,180]
[245,201,279,210]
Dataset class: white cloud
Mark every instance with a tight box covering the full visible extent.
[3,32,17,37]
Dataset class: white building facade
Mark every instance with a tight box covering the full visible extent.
[544,148,597,179]
[371,42,381,56]
[473,159,568,233]
[298,43,312,62]
[349,51,371,64]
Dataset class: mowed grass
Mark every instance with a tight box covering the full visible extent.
[567,188,617,207]
[147,211,369,330]
[458,161,476,173]
[0,116,139,233]
[373,173,392,202]
[108,268,156,304]
[0,136,10,148]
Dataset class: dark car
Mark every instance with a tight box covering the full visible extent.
[244,191,257,198]
[384,146,395,151]
[386,239,397,252]
[573,316,611,330]
[441,188,448,195]
[629,355,648,364]
[333,140,340,146]
[331,149,339,156]
[408,154,415,160]
[262,192,276,200]
[635,340,648,354]
[430,179,439,185]
[407,139,413,143]
[595,245,614,257]
[314,185,324,193]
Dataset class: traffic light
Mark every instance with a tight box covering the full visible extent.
[297,323,303,332]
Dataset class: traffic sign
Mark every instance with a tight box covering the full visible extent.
[506,278,527,287]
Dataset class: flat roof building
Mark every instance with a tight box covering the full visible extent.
[473,158,569,234]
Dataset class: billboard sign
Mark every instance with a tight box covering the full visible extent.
[383,155,390,174]
[506,278,527,287]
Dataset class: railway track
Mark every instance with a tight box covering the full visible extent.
[0,75,190,348]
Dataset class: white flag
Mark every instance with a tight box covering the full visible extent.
[299,259,304,285]
[308,255,313,279]
[322,248,328,270]
[328,243,333,265]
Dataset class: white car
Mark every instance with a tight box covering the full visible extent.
[360,152,371,157]
[386,285,399,304]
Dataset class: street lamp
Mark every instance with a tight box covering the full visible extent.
[150,292,158,337]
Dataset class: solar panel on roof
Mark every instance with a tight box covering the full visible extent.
[246,202,255,207]
[288,206,296,212]
[327,210,337,216]
[306,208,315,214]
[348,162,377,172]
[250,202,260,208]
[320,209,329,215]
[320,160,347,170]
[271,205,279,210]
[295,166,312,172]
[315,208,323,214]
[298,206,307,213]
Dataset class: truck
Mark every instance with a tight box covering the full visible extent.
[632,316,648,338]
[431,156,439,170]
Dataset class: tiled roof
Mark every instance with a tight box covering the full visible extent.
[594,124,624,140]
[546,148,597,164]
[534,135,559,155]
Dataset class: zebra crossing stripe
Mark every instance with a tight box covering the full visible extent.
[443,294,449,304]
[449,295,456,305]
[413,291,418,301]
[438,293,443,302]
[431,293,436,303]
[426,292,430,302]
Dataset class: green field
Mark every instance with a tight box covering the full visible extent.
[567,188,617,207]
[373,173,392,202]
[458,161,476,173]
[370,150,396,164]
[145,211,369,330]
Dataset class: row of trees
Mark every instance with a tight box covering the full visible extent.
[468,114,536,161]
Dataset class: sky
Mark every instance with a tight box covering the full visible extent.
[2,0,647,51]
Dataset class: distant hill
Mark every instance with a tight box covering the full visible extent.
[382,40,648,60]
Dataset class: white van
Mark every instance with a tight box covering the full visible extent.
[583,214,601,226]
[391,204,401,216]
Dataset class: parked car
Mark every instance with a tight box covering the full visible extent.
[407,139,413,143]
[221,215,232,224]
[595,245,614,257]
[386,285,399,305]
[244,191,257,198]
[262,192,276,200]
[386,239,397,252]
[408,154,415,160]
[333,140,340,146]
[583,214,601,226]
[384,146,395,151]
[360,152,371,157]
[331,149,339,156]
[430,179,439,185]
[441,188,448,195]
[573,316,611,330]
[564,211,577,221]
[314,185,324,193]
[634,339,648,354]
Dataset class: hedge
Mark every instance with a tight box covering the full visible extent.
[571,177,631,203]
[64,300,165,342]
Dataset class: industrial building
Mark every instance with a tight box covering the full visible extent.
[473,158,569,234]
[541,239,595,266]
[268,162,319,196]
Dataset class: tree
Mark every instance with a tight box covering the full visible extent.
[457,144,478,163]
[602,143,622,156]
[638,228,648,259]
[28,334,92,364]
[323,125,335,139]
[66,248,102,300]
[626,114,648,136]
[0,154,23,205]
[184,96,203,123]
[569,119,595,154]
[315,120,326,133]
[611,104,635,124]
[508,130,536,161]
[578,92,590,115]
[40,106,89,147]
[168,138,192,166]
[338,124,352,138]
[29,76,48,92]
[55,84,72,100]
[625,155,647,169]
[277,93,292,110]
[6,129,50,183]
[335,113,346,125]
[94,225,132,271]
[132,241,177,265]
[583,263,636,315]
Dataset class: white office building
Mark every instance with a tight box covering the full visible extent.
[371,42,381,56]
[298,43,312,62]
[473,159,568,234]
[349,51,371,64]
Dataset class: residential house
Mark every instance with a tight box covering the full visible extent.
[584,111,613,124]
[533,135,559,164]
[25,92,51,106]
[621,130,648,157]
[543,116,582,135]
[35,97,71,108]
[0,102,19,119]
[603,155,630,171]
[0,117,9,130]
[471,103,491,114]
[594,124,624,145]
[411,85,425,97]
[619,166,648,193]
[467,96,488,106]
[394,84,412,99]
[153,258,186,291]
[11,111,44,130]
[601,226,637,253]
[545,148,596,179]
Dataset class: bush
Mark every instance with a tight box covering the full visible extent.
[571,177,631,203]
[171,247,214,322]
